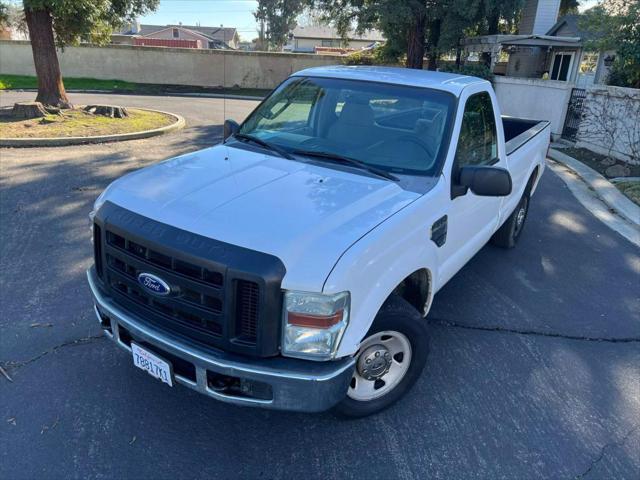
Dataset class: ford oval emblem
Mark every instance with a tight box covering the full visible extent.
[137,273,171,296]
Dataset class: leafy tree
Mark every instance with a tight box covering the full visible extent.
[580,0,640,88]
[255,0,306,51]
[559,0,580,16]
[0,2,8,28]
[310,0,525,70]
[310,0,434,68]
[21,0,159,108]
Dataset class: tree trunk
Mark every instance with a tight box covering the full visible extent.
[425,19,441,71]
[24,6,71,108]
[487,14,500,35]
[12,101,48,119]
[405,13,426,69]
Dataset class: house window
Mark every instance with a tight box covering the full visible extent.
[550,52,574,81]
[321,39,340,47]
[172,28,179,39]
[579,52,599,74]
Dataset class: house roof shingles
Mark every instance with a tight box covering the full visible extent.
[292,25,384,42]
[118,24,238,43]
[546,14,597,41]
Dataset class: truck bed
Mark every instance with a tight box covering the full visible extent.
[502,117,550,156]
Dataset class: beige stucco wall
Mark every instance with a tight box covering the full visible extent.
[0,40,343,89]
[493,75,573,136]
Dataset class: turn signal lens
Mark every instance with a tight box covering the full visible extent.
[287,310,344,328]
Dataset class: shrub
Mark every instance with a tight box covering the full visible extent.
[438,63,494,81]
[343,44,398,66]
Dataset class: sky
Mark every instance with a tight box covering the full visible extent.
[139,0,600,42]
[7,0,602,42]
[139,0,260,41]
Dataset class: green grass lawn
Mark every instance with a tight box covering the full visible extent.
[0,74,269,98]
[0,108,175,138]
[0,75,139,91]
[614,180,640,206]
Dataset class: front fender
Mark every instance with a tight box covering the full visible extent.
[323,197,441,358]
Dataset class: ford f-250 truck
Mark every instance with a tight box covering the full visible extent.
[88,66,550,417]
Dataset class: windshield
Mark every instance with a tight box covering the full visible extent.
[237,76,455,177]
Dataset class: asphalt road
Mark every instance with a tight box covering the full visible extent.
[1,92,639,480]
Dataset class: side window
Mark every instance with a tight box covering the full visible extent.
[454,92,498,167]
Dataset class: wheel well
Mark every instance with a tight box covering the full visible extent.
[526,166,540,194]
[389,269,431,317]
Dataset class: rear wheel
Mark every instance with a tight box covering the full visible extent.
[491,192,530,249]
[333,295,430,418]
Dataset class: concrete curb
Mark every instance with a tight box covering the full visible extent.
[611,176,640,184]
[0,109,185,148]
[2,88,266,101]
[546,159,640,248]
[547,148,640,226]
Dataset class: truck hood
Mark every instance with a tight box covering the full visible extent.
[98,144,419,291]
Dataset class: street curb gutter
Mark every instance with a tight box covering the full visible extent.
[548,148,640,226]
[0,109,185,148]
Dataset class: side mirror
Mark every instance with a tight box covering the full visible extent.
[223,119,240,141]
[453,165,512,198]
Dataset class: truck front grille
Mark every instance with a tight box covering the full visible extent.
[92,203,285,357]
[235,280,260,344]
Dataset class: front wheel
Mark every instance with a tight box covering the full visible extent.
[333,295,430,418]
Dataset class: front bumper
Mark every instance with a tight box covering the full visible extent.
[87,268,354,412]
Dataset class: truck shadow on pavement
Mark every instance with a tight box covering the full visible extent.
[1,146,639,479]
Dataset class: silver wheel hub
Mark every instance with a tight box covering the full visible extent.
[347,330,413,402]
[357,345,392,380]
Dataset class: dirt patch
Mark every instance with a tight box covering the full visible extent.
[0,107,176,139]
[562,147,640,178]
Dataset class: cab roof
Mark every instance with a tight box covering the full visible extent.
[292,65,488,96]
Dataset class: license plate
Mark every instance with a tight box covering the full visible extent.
[131,343,173,387]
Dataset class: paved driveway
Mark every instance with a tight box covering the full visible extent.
[1,92,638,479]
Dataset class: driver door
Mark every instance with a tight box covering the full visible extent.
[437,89,504,286]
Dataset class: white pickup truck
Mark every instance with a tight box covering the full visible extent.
[88,66,550,417]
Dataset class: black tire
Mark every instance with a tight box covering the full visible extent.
[491,191,530,249]
[333,295,430,418]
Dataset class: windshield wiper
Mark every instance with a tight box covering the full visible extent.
[232,133,294,160]
[292,149,399,182]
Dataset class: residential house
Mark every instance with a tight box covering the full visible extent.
[500,14,612,86]
[462,0,614,86]
[113,23,240,50]
[285,26,384,54]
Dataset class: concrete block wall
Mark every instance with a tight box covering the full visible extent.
[0,40,344,90]
[576,85,640,163]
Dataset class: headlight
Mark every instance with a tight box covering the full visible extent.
[282,291,350,360]
[89,209,96,244]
